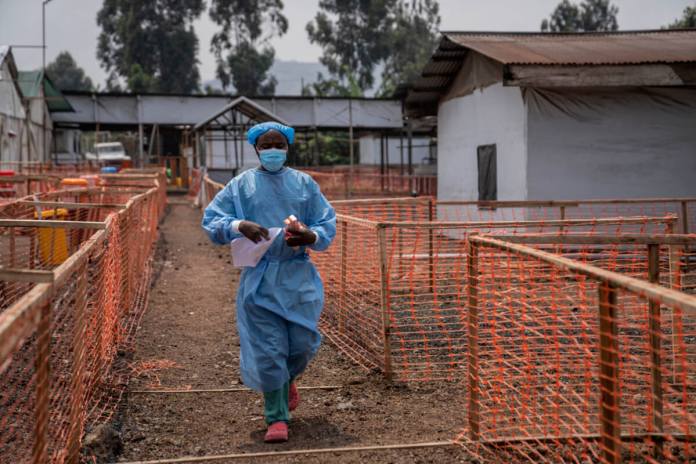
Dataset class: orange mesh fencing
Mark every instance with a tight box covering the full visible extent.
[0,175,62,204]
[187,168,202,203]
[0,171,164,463]
[314,202,679,383]
[202,174,224,207]
[304,170,437,199]
[455,235,696,463]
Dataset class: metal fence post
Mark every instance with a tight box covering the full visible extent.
[598,281,621,464]
[378,225,393,381]
[647,244,663,459]
[466,238,480,441]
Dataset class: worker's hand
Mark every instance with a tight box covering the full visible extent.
[238,221,270,243]
[285,226,317,247]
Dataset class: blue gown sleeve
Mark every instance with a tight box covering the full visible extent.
[306,179,336,252]
[201,180,243,245]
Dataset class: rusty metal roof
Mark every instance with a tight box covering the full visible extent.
[405,30,696,117]
[444,30,696,66]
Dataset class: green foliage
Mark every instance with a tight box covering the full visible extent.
[292,132,351,166]
[666,5,696,29]
[97,0,205,93]
[45,51,94,91]
[210,0,288,95]
[541,0,619,32]
[379,0,440,96]
[307,0,396,93]
[306,0,440,96]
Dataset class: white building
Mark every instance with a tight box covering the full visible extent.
[0,46,26,164]
[406,30,696,202]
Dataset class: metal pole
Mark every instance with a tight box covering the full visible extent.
[348,99,354,198]
[137,95,144,168]
[42,1,48,164]
[399,131,404,176]
[407,119,413,193]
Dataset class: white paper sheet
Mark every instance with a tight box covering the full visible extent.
[230,227,283,268]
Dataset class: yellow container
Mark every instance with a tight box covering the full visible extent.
[176,177,183,187]
[35,208,69,265]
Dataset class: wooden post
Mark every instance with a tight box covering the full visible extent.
[66,265,88,464]
[338,220,347,335]
[31,301,50,464]
[378,225,393,381]
[560,205,567,234]
[647,244,664,459]
[666,221,684,381]
[9,227,16,267]
[428,198,435,294]
[466,238,480,441]
[598,281,621,464]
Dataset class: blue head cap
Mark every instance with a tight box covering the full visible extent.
[247,121,295,146]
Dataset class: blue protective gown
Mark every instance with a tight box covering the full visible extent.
[202,167,336,393]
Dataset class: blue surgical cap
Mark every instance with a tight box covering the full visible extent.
[247,122,295,146]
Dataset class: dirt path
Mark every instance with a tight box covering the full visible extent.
[117,201,468,463]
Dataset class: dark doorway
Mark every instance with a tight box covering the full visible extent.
[477,144,497,201]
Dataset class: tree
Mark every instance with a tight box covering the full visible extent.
[306,0,396,94]
[45,51,94,91]
[379,0,440,96]
[665,5,696,29]
[209,0,288,95]
[301,70,363,97]
[97,0,205,93]
[541,0,619,32]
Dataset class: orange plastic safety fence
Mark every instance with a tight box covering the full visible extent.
[455,235,695,463]
[314,203,678,383]
[0,175,63,204]
[187,168,202,201]
[0,171,164,463]
[304,170,437,200]
[202,175,224,208]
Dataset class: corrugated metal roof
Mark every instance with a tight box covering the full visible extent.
[444,30,696,66]
[405,30,696,117]
[193,96,289,132]
[17,71,74,112]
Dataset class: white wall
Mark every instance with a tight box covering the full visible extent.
[526,87,696,200]
[437,83,527,202]
[358,134,432,166]
[0,58,25,163]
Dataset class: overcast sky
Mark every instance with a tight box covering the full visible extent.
[0,0,692,87]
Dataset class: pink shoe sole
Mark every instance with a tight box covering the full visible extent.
[289,383,299,411]
[264,422,288,443]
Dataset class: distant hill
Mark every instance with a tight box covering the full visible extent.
[202,59,382,96]
[203,60,328,96]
